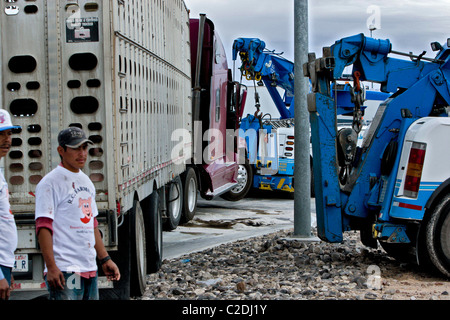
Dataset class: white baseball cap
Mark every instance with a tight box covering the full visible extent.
[0,109,20,131]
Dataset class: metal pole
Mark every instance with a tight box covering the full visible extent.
[293,0,313,238]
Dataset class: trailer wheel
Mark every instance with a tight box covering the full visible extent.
[129,199,147,297]
[163,176,183,231]
[144,190,163,274]
[104,198,150,299]
[181,167,198,223]
[220,161,253,201]
[425,194,450,278]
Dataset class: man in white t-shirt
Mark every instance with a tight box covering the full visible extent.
[35,127,120,300]
[0,109,20,300]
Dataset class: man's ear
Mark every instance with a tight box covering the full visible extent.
[57,145,64,157]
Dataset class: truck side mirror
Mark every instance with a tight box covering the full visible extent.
[431,42,442,52]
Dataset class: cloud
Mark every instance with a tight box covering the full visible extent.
[185,0,450,65]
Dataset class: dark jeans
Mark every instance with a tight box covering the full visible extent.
[0,265,11,286]
[45,272,99,300]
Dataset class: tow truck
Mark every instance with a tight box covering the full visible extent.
[304,33,450,278]
[226,37,388,200]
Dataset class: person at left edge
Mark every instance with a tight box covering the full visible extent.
[0,109,20,300]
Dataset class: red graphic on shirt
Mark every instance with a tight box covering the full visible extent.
[79,197,93,224]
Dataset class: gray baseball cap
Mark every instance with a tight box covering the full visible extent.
[58,127,93,148]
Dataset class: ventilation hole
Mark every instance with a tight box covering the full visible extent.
[10,98,38,116]
[5,6,19,16]
[28,150,42,158]
[11,138,22,147]
[8,55,37,73]
[89,173,104,182]
[29,162,43,171]
[29,175,43,184]
[84,3,99,12]
[88,122,102,131]
[9,151,23,159]
[26,81,40,90]
[12,127,21,134]
[24,5,38,14]
[65,4,79,15]
[7,82,20,92]
[67,80,81,89]
[89,148,103,157]
[9,163,23,172]
[89,161,104,171]
[86,79,101,88]
[89,135,102,144]
[68,123,82,129]
[70,96,98,114]
[28,137,42,145]
[10,176,24,185]
[27,124,41,133]
[69,53,98,71]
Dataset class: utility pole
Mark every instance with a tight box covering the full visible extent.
[293,0,315,239]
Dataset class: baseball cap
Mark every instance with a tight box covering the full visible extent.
[58,127,93,148]
[0,109,21,131]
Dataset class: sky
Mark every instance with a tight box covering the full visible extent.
[185,0,450,65]
[184,0,450,119]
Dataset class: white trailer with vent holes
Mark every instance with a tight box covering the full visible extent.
[2,0,243,299]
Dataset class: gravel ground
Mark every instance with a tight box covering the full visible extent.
[137,228,450,301]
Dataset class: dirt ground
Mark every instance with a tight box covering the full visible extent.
[377,263,450,300]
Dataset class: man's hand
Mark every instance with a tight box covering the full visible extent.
[0,278,11,300]
[45,266,65,290]
[102,260,120,282]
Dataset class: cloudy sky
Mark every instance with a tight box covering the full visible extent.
[185,0,450,65]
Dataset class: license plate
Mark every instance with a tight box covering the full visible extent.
[13,254,28,272]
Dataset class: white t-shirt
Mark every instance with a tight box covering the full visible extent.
[0,170,17,268]
[35,165,98,273]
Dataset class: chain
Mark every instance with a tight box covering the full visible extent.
[350,71,365,134]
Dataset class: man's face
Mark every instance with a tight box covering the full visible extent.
[0,129,12,159]
[57,143,89,172]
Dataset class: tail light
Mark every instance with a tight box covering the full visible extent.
[116,200,122,216]
[404,142,426,198]
[284,137,294,157]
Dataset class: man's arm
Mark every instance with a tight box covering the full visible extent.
[94,225,120,281]
[37,228,65,289]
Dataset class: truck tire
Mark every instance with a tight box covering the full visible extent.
[163,176,183,231]
[220,161,253,201]
[129,199,147,297]
[144,190,163,274]
[425,194,450,278]
[181,167,198,223]
[103,198,149,299]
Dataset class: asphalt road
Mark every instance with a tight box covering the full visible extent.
[162,192,317,260]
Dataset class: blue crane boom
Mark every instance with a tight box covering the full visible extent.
[232,38,295,119]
